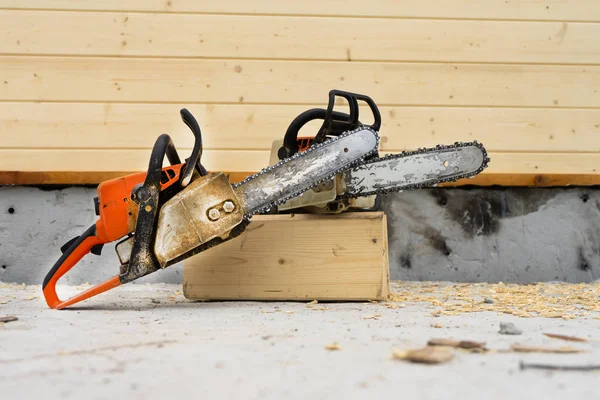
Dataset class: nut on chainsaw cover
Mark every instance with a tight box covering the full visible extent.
[154,172,244,267]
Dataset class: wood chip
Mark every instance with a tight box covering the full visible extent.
[428,338,487,350]
[543,333,588,342]
[363,313,382,320]
[392,346,455,364]
[324,343,341,351]
[431,323,443,328]
[510,344,585,354]
[0,316,18,323]
[0,300,8,305]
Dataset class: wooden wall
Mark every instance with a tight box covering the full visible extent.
[1,1,599,186]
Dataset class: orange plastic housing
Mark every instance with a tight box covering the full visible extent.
[42,164,183,309]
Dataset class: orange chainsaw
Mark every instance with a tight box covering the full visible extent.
[42,108,380,309]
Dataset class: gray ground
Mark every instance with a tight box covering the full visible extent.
[1,282,599,399]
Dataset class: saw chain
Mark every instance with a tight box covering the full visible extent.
[233,126,380,219]
[337,140,490,200]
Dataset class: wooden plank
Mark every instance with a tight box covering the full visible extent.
[0,171,253,185]
[2,103,600,153]
[3,150,599,174]
[447,173,600,187]
[2,57,600,107]
[0,0,597,22]
[0,150,598,185]
[1,171,598,187]
[0,149,271,172]
[2,11,600,64]
[182,212,390,301]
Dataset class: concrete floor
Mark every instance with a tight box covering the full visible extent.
[1,282,599,399]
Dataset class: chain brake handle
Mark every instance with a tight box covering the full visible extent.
[42,109,206,309]
[278,89,381,159]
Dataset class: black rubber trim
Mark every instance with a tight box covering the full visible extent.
[91,244,104,256]
[42,224,97,290]
[60,236,79,254]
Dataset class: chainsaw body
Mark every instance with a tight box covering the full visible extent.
[42,110,248,309]
[273,89,382,213]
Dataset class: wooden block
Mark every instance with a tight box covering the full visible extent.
[182,212,390,301]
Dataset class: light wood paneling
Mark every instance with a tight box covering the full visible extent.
[0,3,599,186]
[1,150,597,178]
[182,212,390,301]
[2,11,599,64]
[0,149,269,172]
[2,57,599,107]
[2,103,600,153]
[0,0,597,22]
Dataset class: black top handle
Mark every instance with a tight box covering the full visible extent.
[179,108,208,186]
[278,90,382,160]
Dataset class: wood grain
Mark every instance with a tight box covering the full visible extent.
[2,57,600,107]
[0,149,598,177]
[2,103,599,153]
[0,0,597,22]
[2,171,598,187]
[182,212,390,301]
[2,11,599,64]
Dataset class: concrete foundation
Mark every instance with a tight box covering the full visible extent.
[1,185,599,285]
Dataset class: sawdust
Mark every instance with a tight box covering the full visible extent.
[387,281,600,319]
[324,343,341,351]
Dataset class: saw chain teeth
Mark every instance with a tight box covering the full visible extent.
[233,126,380,219]
[337,140,491,200]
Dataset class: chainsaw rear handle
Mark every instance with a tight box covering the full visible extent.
[42,224,120,310]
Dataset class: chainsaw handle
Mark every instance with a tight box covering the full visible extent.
[42,224,120,310]
[278,108,352,159]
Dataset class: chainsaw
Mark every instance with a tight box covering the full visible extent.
[42,96,489,310]
[271,89,489,214]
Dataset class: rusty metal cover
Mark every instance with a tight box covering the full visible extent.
[154,172,243,267]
